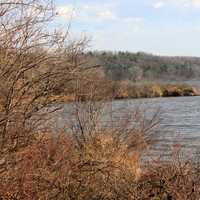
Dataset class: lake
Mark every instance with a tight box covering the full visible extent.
[55,80,200,158]
[112,96,200,158]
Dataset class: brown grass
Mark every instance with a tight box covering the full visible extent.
[113,82,199,99]
[0,127,199,199]
[0,131,141,199]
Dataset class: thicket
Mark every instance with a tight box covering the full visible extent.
[0,1,200,200]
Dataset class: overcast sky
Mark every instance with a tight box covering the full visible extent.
[55,0,200,56]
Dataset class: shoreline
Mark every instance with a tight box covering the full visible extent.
[50,83,199,102]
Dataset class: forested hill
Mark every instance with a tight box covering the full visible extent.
[88,51,200,81]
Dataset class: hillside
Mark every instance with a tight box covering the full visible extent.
[88,51,200,81]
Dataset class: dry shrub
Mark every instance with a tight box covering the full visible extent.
[0,130,142,200]
[1,2,199,198]
[0,98,157,199]
[0,0,91,160]
[114,81,130,99]
[0,99,200,199]
[137,149,200,200]
[0,133,72,199]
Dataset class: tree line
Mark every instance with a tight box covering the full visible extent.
[88,51,200,81]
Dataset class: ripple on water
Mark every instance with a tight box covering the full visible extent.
[55,94,200,157]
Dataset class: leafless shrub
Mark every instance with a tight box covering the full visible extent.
[0,0,89,161]
[1,1,199,200]
[0,130,141,199]
[135,148,200,200]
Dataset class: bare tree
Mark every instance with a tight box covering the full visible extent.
[0,0,88,160]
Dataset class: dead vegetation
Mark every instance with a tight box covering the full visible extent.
[111,81,199,99]
[0,1,200,200]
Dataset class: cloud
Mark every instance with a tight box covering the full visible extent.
[56,3,118,23]
[56,5,76,20]
[153,1,165,8]
[123,17,143,23]
[79,3,118,22]
[191,0,200,8]
[56,2,144,26]
[55,1,144,52]
[151,0,200,9]
[96,10,117,21]
[177,0,200,8]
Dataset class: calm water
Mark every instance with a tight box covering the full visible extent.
[55,80,200,157]
[112,96,200,157]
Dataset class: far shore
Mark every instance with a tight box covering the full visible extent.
[50,83,199,102]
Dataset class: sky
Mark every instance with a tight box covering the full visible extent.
[55,0,200,56]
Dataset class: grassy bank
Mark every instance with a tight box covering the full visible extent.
[50,82,199,102]
[113,82,199,99]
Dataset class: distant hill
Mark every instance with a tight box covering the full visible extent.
[88,51,200,81]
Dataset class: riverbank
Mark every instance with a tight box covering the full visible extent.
[50,82,199,102]
[114,82,199,99]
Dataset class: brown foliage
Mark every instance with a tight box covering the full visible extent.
[112,81,198,99]
[0,131,140,199]
[0,130,200,199]
[0,0,89,159]
[138,153,200,200]
[0,1,199,200]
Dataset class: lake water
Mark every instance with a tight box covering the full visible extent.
[112,96,200,158]
[55,80,200,158]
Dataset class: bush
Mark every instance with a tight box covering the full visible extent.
[0,131,200,199]
[0,131,141,199]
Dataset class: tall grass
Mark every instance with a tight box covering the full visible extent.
[112,81,198,99]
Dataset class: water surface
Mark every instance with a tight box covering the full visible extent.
[56,81,200,157]
[112,96,200,157]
